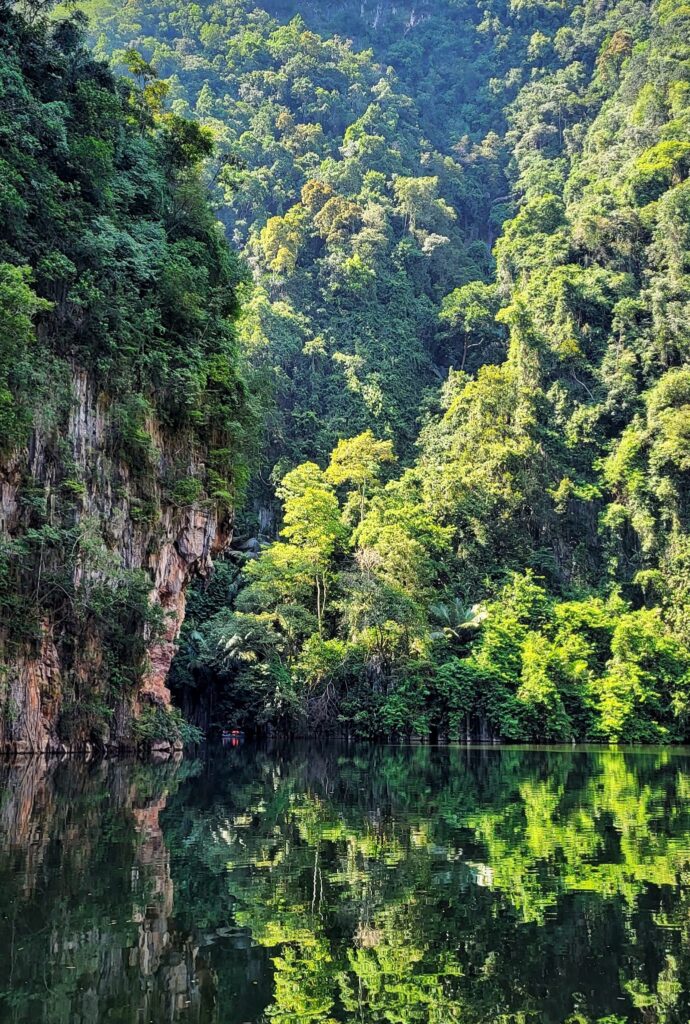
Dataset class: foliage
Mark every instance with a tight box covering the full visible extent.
[0,3,253,738]
[74,0,521,484]
[170,0,690,741]
[7,0,690,741]
[132,703,203,746]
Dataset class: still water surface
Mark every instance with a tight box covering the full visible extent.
[1,744,690,1023]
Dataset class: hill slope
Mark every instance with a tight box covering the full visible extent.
[58,0,690,741]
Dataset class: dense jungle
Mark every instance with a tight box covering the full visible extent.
[1,0,690,746]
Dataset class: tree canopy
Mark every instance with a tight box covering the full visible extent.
[4,0,690,743]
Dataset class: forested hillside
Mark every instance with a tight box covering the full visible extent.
[76,0,690,744]
[4,0,690,746]
[0,1,252,750]
[78,0,521,480]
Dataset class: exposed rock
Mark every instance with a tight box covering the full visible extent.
[142,508,229,708]
[0,368,233,752]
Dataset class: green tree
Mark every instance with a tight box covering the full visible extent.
[276,463,346,632]
[325,430,395,521]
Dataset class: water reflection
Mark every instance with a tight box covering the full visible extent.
[0,757,211,1023]
[1,745,690,1023]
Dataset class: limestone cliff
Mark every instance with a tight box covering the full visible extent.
[267,0,434,33]
[0,8,252,751]
[0,369,232,753]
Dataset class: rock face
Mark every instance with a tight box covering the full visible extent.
[0,369,232,752]
[144,508,229,708]
[267,0,433,34]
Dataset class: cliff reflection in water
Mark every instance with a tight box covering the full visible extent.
[0,757,215,1023]
[3,745,690,1023]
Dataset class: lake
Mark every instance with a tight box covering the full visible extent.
[1,743,689,1023]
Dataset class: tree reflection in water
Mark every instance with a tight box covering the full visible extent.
[1,744,690,1023]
